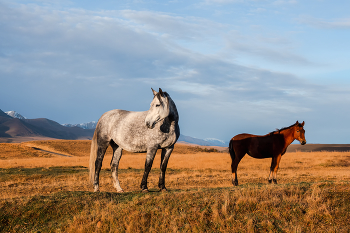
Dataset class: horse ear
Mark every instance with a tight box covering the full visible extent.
[301,121,305,126]
[151,88,157,96]
[159,88,164,97]
[296,121,299,125]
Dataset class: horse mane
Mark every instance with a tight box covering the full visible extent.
[269,122,302,135]
[153,91,169,100]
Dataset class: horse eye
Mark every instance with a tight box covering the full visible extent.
[297,130,300,132]
[156,104,160,107]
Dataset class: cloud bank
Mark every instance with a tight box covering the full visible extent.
[1,1,350,143]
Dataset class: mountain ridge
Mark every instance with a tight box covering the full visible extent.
[5,111,27,119]
[0,109,94,141]
[63,121,97,130]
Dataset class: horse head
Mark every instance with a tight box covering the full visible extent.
[145,88,170,129]
[294,121,306,145]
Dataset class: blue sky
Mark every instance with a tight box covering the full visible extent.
[1,0,350,143]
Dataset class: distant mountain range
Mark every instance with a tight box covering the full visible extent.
[63,121,97,130]
[178,135,228,147]
[1,109,94,140]
[2,110,228,146]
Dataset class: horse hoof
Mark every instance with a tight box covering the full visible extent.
[232,180,238,186]
[268,179,272,184]
[117,190,124,193]
[142,189,149,193]
[160,188,167,192]
[273,179,277,184]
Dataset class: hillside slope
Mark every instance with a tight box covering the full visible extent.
[0,109,94,140]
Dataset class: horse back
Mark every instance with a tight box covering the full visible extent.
[95,110,148,147]
[232,133,255,140]
[229,134,253,156]
[230,133,282,159]
[97,109,139,134]
[250,134,288,158]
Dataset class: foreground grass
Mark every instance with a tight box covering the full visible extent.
[1,142,350,232]
[1,181,350,232]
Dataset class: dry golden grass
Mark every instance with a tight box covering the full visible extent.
[1,140,350,232]
[0,143,52,159]
[1,151,349,194]
[1,140,350,195]
[21,140,95,157]
[3,140,219,158]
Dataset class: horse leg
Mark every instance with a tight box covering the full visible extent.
[230,150,244,186]
[268,157,276,184]
[268,155,281,184]
[231,162,238,186]
[272,154,282,184]
[110,141,124,193]
[140,146,158,192]
[268,172,272,183]
[158,146,174,191]
[93,144,108,192]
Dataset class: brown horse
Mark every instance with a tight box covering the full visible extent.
[229,121,306,186]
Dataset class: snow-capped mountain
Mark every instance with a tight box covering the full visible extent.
[204,138,228,146]
[63,121,97,130]
[178,135,228,147]
[5,111,27,119]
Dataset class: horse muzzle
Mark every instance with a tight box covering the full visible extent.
[145,116,162,129]
[145,121,155,129]
[301,140,306,145]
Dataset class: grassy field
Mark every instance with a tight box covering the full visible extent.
[1,140,350,232]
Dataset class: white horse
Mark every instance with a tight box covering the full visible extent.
[89,88,180,192]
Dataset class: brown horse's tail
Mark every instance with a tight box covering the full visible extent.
[89,130,98,184]
[228,139,235,161]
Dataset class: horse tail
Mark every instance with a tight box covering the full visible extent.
[229,139,235,161]
[89,130,98,184]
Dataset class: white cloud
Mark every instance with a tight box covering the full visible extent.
[223,31,314,66]
[203,0,244,4]
[298,16,350,29]
[1,1,350,143]
[273,0,297,5]
[250,8,266,13]
[120,10,226,41]
[168,81,216,96]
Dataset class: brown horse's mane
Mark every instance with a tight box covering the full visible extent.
[269,122,302,135]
